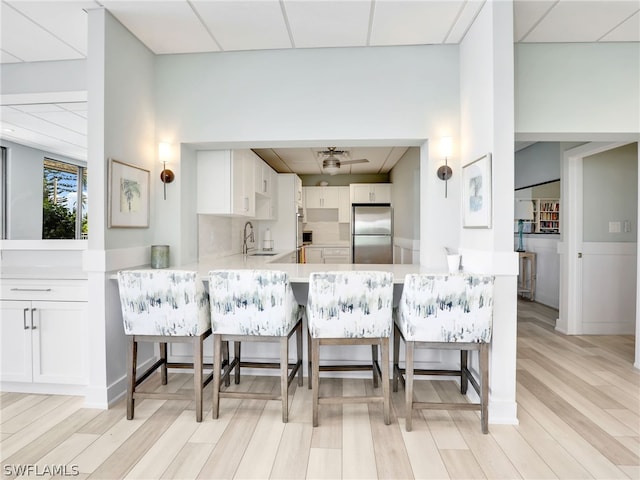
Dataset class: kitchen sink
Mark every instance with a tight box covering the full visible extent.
[249,251,278,256]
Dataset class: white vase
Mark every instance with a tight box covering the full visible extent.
[447,254,461,274]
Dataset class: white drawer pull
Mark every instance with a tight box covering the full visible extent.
[11,288,52,292]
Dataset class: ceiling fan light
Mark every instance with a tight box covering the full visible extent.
[324,164,339,175]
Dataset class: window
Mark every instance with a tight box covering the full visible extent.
[43,158,88,239]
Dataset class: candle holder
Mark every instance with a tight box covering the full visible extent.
[150,245,170,268]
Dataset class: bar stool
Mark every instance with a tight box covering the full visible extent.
[393,274,495,433]
[307,271,394,426]
[208,269,303,423]
[117,269,214,422]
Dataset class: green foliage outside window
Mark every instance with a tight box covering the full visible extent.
[42,159,88,239]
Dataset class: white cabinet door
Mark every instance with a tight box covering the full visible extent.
[32,301,87,385]
[371,184,391,204]
[304,187,322,208]
[0,300,86,385]
[295,176,303,207]
[304,247,324,264]
[197,150,232,214]
[198,149,256,217]
[305,187,339,208]
[254,154,275,198]
[350,184,391,204]
[321,187,340,209]
[0,300,32,382]
[232,150,255,217]
[338,186,351,223]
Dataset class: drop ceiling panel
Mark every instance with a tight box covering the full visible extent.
[1,106,87,147]
[446,0,485,43]
[0,3,85,62]
[601,10,640,41]
[1,128,87,160]
[523,0,640,42]
[6,0,93,55]
[370,1,465,45]
[513,0,556,42]
[100,0,220,54]
[284,0,371,48]
[194,0,291,51]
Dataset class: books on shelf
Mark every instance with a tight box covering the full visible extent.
[514,198,560,234]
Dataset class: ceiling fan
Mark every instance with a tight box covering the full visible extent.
[319,147,369,175]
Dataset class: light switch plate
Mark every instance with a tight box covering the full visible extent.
[609,221,621,233]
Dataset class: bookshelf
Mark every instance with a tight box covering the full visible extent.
[514,198,560,234]
[536,199,560,233]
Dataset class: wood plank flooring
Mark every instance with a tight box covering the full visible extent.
[1,300,638,479]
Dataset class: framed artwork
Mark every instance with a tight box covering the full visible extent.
[108,158,150,228]
[462,153,492,228]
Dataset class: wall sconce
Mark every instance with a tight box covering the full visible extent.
[436,136,453,198]
[159,142,174,200]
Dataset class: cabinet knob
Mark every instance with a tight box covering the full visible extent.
[23,308,30,330]
[31,308,37,329]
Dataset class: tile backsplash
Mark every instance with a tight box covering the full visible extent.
[198,215,251,259]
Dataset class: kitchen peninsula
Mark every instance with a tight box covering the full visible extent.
[175,251,438,285]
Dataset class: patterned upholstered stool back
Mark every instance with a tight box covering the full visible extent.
[208,270,301,336]
[307,271,394,339]
[117,270,211,336]
[396,274,495,342]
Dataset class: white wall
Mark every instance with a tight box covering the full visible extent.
[583,143,638,243]
[390,147,420,263]
[521,236,560,309]
[515,143,562,189]
[153,45,461,269]
[85,8,157,407]
[155,46,458,144]
[515,43,640,135]
[390,147,420,240]
[459,0,518,425]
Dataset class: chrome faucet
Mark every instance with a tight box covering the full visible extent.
[242,221,255,255]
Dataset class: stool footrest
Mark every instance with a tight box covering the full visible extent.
[412,401,480,411]
[319,395,384,405]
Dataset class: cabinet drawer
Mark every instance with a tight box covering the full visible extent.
[323,248,349,257]
[1,281,88,302]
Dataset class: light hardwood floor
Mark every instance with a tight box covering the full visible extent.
[1,300,638,479]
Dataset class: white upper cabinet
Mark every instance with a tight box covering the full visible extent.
[197,149,258,217]
[350,183,392,204]
[255,156,276,198]
[338,186,350,223]
[295,176,303,208]
[254,152,278,220]
[304,186,340,209]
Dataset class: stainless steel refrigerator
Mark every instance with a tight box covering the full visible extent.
[352,205,393,264]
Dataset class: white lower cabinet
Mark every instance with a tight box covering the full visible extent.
[1,282,87,386]
[304,246,350,264]
[304,247,324,264]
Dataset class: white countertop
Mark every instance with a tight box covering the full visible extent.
[303,243,350,248]
[182,251,439,284]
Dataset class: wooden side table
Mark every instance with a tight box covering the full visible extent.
[518,251,536,301]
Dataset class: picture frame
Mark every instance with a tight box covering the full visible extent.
[108,158,150,228]
[462,152,492,228]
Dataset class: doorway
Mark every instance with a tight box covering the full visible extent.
[559,142,638,339]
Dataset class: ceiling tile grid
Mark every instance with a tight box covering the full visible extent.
[1,0,638,166]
